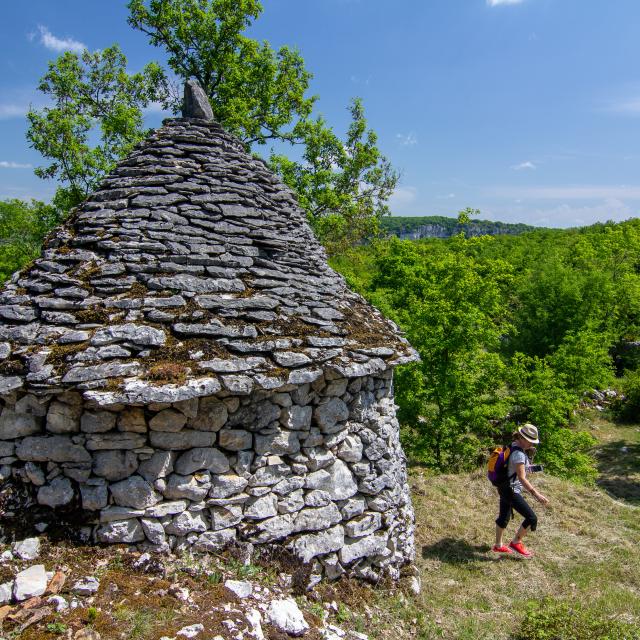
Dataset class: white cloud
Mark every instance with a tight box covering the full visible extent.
[512,161,537,171]
[528,199,633,227]
[486,185,640,199]
[36,25,85,53]
[143,101,170,115]
[437,193,456,199]
[487,0,525,5]
[0,161,32,169]
[478,198,634,228]
[389,186,418,208]
[603,97,640,116]
[396,132,418,146]
[0,104,28,119]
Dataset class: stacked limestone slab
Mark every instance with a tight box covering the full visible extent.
[0,83,418,580]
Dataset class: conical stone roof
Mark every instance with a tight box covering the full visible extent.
[0,111,417,406]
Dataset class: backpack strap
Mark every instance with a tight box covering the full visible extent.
[506,445,524,482]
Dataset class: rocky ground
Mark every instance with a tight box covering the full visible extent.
[0,535,418,640]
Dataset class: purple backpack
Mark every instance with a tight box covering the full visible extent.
[487,445,522,486]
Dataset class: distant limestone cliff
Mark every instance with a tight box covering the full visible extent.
[381,216,535,240]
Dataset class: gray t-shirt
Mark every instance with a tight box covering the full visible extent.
[507,444,527,494]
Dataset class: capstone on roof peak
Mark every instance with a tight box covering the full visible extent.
[182,79,214,121]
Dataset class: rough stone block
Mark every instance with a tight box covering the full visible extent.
[218,429,252,451]
[175,447,230,474]
[37,476,74,507]
[0,408,40,439]
[210,504,243,530]
[117,407,147,433]
[149,430,215,450]
[165,511,208,535]
[245,493,278,520]
[138,451,175,482]
[289,525,345,564]
[97,519,145,544]
[293,503,342,533]
[81,411,117,433]
[280,405,312,431]
[255,431,300,456]
[208,473,249,499]
[80,481,108,511]
[86,433,146,451]
[313,398,349,434]
[163,473,211,501]
[193,528,236,552]
[93,450,138,481]
[188,396,228,431]
[110,475,161,509]
[17,436,90,463]
[339,531,389,565]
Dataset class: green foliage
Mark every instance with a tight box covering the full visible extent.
[127,0,315,146]
[332,218,640,480]
[363,234,513,470]
[619,369,640,421]
[86,606,99,623]
[515,598,640,640]
[46,622,68,634]
[270,99,398,255]
[26,45,165,209]
[548,326,614,394]
[0,199,62,283]
[537,428,598,484]
[508,354,577,433]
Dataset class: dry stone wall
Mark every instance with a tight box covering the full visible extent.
[0,368,414,580]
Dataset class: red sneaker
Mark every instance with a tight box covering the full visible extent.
[509,541,533,558]
[492,545,513,554]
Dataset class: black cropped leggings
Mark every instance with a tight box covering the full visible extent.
[496,485,538,532]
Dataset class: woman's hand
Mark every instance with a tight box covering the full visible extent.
[535,492,549,505]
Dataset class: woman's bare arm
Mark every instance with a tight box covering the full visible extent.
[515,463,549,504]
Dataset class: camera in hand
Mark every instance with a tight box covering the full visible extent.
[529,464,543,473]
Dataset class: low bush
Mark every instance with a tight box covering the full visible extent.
[515,598,640,640]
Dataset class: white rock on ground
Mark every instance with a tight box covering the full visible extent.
[176,623,204,638]
[0,581,13,604]
[0,550,14,562]
[12,537,41,561]
[71,576,100,595]
[246,608,265,640]
[13,564,48,601]
[266,598,309,637]
[224,579,253,599]
[47,595,69,612]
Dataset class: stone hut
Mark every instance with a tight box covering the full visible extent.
[0,82,418,580]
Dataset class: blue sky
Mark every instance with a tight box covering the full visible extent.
[2,0,640,227]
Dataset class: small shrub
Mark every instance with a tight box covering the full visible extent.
[336,602,351,624]
[515,598,640,640]
[86,606,99,623]
[206,571,222,585]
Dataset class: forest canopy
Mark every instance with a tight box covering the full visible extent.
[332,217,640,481]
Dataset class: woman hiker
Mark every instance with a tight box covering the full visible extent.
[493,423,549,558]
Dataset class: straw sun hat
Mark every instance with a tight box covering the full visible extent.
[517,423,540,444]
